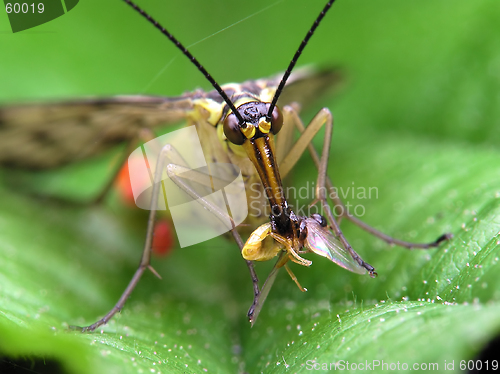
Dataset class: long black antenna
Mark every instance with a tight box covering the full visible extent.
[267,0,335,119]
[123,0,245,124]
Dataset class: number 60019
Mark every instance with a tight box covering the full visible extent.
[5,3,44,14]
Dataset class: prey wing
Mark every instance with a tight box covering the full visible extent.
[305,218,366,275]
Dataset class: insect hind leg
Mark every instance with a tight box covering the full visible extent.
[280,106,376,275]
[281,105,452,257]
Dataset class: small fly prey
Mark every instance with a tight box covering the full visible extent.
[0,0,452,331]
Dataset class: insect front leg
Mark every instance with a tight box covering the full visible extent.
[242,223,309,324]
[74,141,258,331]
[165,161,260,317]
[73,142,173,332]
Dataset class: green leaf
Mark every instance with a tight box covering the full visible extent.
[1,0,499,373]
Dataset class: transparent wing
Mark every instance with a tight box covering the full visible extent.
[305,218,366,274]
[0,95,194,169]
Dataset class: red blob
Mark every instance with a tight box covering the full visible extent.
[152,220,175,257]
[115,160,175,257]
[115,162,136,206]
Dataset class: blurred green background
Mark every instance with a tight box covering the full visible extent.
[1,0,499,373]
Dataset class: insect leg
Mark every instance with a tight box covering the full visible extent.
[280,106,376,275]
[269,232,312,267]
[282,105,452,251]
[164,162,260,314]
[247,252,286,326]
[284,264,307,292]
[74,142,258,331]
[74,142,174,332]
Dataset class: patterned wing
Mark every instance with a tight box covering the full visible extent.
[0,95,195,169]
[271,66,344,165]
[0,67,342,170]
[277,66,343,111]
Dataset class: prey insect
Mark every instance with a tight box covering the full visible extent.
[0,0,452,331]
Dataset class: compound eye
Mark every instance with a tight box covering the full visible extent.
[223,113,245,145]
[311,213,327,227]
[269,105,283,135]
